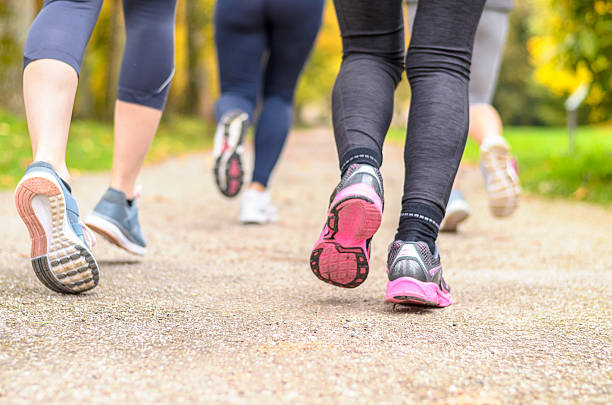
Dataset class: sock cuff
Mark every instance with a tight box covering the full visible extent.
[339,148,382,174]
[400,202,444,229]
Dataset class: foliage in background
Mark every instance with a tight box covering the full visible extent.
[0,1,35,112]
[294,3,342,123]
[493,0,567,126]
[0,0,609,205]
[529,0,612,122]
[0,0,593,126]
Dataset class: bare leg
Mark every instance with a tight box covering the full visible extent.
[249,182,266,192]
[109,100,162,199]
[23,59,78,183]
[468,103,503,145]
[450,103,503,191]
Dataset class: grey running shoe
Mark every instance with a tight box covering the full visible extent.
[15,161,99,293]
[480,135,521,217]
[385,241,451,307]
[213,110,249,198]
[85,187,146,256]
[440,189,471,232]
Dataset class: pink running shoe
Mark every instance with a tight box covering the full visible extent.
[309,164,383,288]
[385,241,451,307]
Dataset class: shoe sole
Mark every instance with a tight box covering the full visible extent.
[310,196,381,288]
[240,216,277,225]
[15,174,99,294]
[385,277,451,307]
[440,206,470,233]
[84,214,146,256]
[481,144,521,217]
[213,114,248,198]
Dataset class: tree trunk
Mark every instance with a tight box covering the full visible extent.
[184,0,202,115]
[104,0,122,118]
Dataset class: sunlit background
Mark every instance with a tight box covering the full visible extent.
[0,0,610,203]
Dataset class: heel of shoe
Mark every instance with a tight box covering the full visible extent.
[16,175,99,294]
[385,277,452,307]
[310,241,369,288]
[15,177,61,258]
[330,198,382,243]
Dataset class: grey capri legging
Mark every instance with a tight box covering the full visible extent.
[24,0,177,110]
[407,4,510,105]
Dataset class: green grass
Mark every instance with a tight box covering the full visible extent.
[388,126,612,205]
[0,110,212,189]
[2,109,610,205]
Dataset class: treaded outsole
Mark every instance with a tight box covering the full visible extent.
[15,177,99,294]
[385,277,451,307]
[214,152,244,198]
[310,197,381,288]
[213,113,248,198]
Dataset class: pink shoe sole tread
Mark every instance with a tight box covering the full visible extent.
[310,197,382,288]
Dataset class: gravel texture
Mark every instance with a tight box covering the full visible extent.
[0,129,610,404]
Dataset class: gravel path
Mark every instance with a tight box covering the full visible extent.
[1,129,610,404]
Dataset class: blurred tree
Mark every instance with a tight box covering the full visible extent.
[494,0,566,126]
[529,0,612,122]
[295,2,342,124]
[4,0,599,128]
[0,0,36,112]
[76,0,123,119]
[166,0,216,119]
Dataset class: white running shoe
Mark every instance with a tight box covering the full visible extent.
[239,188,278,224]
[479,135,521,217]
[440,190,471,232]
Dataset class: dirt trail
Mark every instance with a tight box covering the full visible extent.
[0,129,610,404]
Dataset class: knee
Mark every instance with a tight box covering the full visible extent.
[405,46,472,82]
[342,53,403,87]
[119,1,176,109]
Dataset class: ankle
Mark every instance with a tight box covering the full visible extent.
[396,202,443,253]
[109,181,135,200]
[249,182,266,192]
[339,148,382,174]
[33,158,71,184]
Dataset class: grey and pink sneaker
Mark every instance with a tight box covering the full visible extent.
[309,164,383,288]
[385,241,451,307]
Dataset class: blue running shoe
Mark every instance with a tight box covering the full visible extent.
[15,162,99,293]
[85,187,146,256]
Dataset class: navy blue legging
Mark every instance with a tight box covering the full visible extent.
[214,0,324,187]
[24,0,177,110]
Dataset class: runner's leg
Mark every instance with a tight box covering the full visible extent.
[23,0,103,182]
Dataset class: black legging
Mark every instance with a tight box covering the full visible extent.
[331,0,485,245]
[24,0,177,110]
